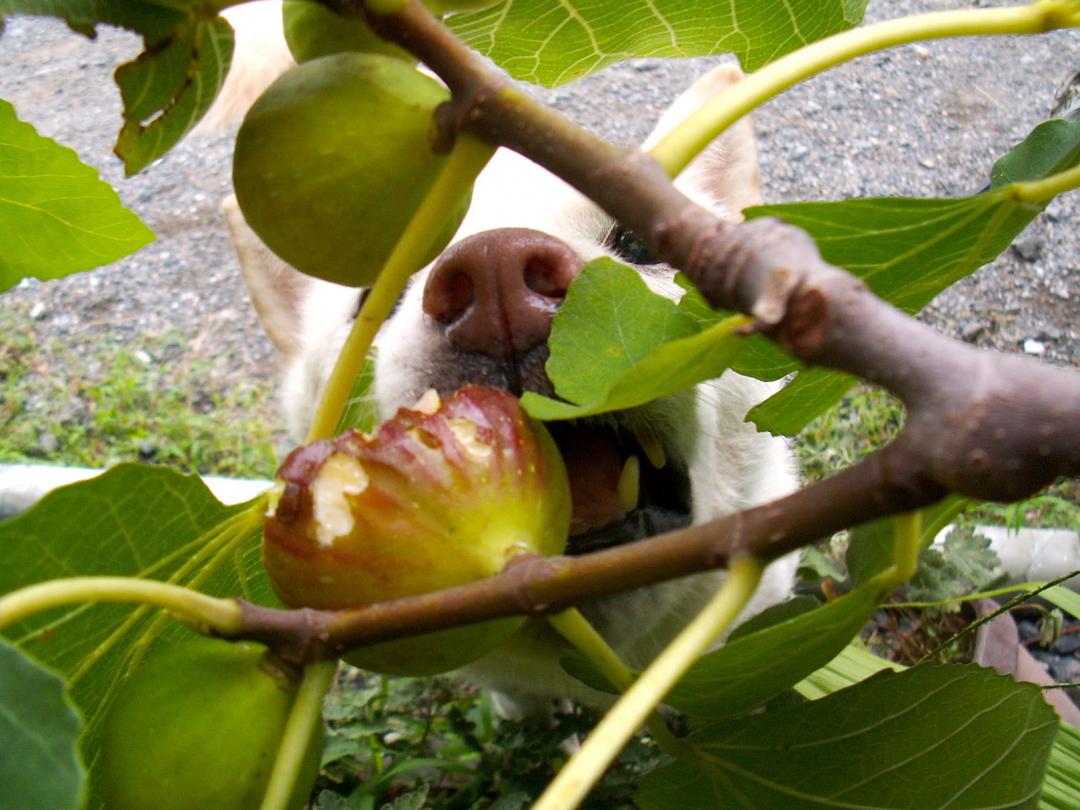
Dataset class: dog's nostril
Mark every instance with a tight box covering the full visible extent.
[423,227,584,357]
[524,256,568,298]
[445,271,474,317]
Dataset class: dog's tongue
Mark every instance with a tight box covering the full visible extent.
[556,427,627,535]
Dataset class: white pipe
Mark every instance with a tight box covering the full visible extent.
[0,463,271,518]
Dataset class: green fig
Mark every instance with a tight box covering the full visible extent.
[263,386,571,676]
[233,53,468,288]
[99,637,322,810]
[282,0,415,64]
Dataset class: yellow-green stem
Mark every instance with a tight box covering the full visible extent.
[546,609,689,757]
[1013,162,1080,203]
[533,556,764,810]
[306,134,495,442]
[650,1,1080,177]
[0,577,243,634]
[870,512,922,594]
[260,660,337,810]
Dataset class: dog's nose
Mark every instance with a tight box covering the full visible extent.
[422,228,583,356]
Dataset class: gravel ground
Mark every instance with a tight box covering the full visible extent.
[0,0,1077,430]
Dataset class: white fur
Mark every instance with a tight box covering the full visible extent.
[219,4,799,713]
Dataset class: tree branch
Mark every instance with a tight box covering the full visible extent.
[207,0,1080,667]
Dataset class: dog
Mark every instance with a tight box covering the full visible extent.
[217,0,799,718]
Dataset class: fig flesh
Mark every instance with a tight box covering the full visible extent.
[263,386,571,675]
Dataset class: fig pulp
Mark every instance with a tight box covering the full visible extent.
[264,386,571,675]
[99,637,322,810]
[233,52,468,287]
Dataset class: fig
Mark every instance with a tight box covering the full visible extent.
[282,0,414,64]
[263,386,571,675]
[233,53,468,287]
[99,637,322,810]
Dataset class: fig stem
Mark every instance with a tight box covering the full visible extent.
[870,512,922,594]
[305,133,496,442]
[0,576,244,635]
[261,659,337,810]
[546,609,689,758]
[649,1,1080,178]
[1013,162,1080,202]
[533,556,764,810]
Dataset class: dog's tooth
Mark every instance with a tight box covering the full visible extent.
[617,455,640,514]
[633,426,666,469]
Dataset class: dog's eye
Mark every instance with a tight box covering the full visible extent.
[605,225,655,266]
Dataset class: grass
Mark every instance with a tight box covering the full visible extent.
[0,300,281,479]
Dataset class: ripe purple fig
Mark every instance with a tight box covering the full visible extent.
[263,386,571,674]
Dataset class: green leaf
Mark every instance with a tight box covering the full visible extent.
[0,1,236,174]
[335,350,380,435]
[448,0,867,87]
[0,639,85,810]
[1041,582,1080,619]
[0,464,272,808]
[748,118,1080,436]
[521,259,743,420]
[661,581,880,720]
[991,118,1080,187]
[637,665,1058,810]
[846,495,970,585]
[1043,722,1080,810]
[562,583,883,718]
[908,525,1007,605]
[0,0,186,40]
[0,99,154,291]
[115,16,235,175]
[794,642,902,701]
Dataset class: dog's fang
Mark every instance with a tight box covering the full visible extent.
[617,455,641,514]
[633,426,666,469]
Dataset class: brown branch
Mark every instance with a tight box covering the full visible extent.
[214,1,1080,666]
[229,442,944,662]
[364,1,1080,501]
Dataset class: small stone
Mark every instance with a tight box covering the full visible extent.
[38,432,59,455]
[1051,632,1080,656]
[918,157,936,170]
[1017,620,1041,641]
[960,321,988,343]
[133,349,153,365]
[1048,656,1080,683]
[29,301,47,320]
[1011,235,1042,262]
[913,45,931,59]
[1023,339,1046,355]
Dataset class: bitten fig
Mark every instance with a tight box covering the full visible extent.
[233,52,468,287]
[282,0,414,64]
[263,386,571,675]
[99,637,322,810]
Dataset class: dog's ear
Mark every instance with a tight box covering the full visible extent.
[199,0,294,133]
[643,63,762,218]
[223,194,312,359]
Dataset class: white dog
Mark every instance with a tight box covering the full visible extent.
[219,0,799,716]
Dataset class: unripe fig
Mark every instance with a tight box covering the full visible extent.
[233,53,468,287]
[263,386,571,675]
[99,637,322,810]
[282,0,414,64]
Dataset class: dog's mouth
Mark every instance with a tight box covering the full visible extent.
[545,420,692,555]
